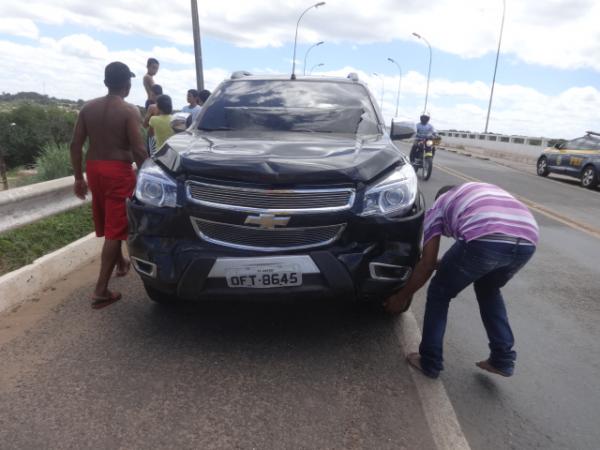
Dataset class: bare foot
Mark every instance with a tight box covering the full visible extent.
[115,259,131,277]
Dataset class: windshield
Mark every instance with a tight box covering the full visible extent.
[198,80,380,135]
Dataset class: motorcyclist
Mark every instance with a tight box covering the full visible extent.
[410,114,436,164]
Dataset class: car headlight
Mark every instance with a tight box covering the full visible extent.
[360,164,418,217]
[426,139,433,147]
[135,160,178,208]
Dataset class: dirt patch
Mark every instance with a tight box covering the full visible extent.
[0,259,98,347]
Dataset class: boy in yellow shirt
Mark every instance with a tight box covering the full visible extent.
[147,95,174,150]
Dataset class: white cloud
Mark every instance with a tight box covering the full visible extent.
[1,0,599,71]
[0,7,598,141]
[0,31,597,138]
[323,67,599,138]
[40,34,110,60]
[0,36,226,109]
[0,18,39,39]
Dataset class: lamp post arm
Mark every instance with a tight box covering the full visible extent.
[484,0,506,133]
[292,5,316,79]
[423,36,432,114]
[303,42,321,76]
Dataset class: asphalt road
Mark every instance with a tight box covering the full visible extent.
[405,146,600,450]
[0,265,435,448]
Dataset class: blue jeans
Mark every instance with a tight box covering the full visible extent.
[419,239,535,377]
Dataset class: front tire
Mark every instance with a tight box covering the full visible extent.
[537,157,549,177]
[423,157,433,181]
[581,165,598,189]
[143,282,178,305]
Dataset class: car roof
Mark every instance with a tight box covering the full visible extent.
[228,74,366,86]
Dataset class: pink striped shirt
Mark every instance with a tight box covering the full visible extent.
[423,183,539,246]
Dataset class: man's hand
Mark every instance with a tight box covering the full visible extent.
[383,290,413,314]
[74,179,88,199]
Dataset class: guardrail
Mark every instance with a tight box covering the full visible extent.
[437,131,555,164]
[0,176,89,234]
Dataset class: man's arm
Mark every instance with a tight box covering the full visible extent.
[383,235,441,314]
[143,74,153,97]
[127,108,149,169]
[143,104,158,129]
[69,111,88,199]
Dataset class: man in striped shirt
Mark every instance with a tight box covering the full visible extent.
[385,183,539,378]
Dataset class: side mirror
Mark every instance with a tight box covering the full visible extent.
[390,119,416,140]
[171,112,191,133]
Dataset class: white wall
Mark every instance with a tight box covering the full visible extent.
[438,131,553,162]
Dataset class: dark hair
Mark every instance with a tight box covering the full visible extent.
[435,185,457,200]
[198,89,211,103]
[147,58,159,67]
[156,95,173,114]
[151,84,163,96]
[187,89,199,98]
[104,61,135,89]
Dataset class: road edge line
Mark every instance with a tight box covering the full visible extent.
[0,233,102,315]
[394,310,471,450]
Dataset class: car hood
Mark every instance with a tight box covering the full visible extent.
[155,131,404,185]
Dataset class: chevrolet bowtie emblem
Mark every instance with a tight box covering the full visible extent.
[244,213,290,229]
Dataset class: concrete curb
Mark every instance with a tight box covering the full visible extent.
[394,310,471,450]
[0,233,102,314]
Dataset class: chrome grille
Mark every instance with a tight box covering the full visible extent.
[187,182,355,213]
[191,218,346,252]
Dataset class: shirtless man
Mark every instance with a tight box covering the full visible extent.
[70,61,148,309]
[143,58,160,109]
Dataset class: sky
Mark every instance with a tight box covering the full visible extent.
[0,0,599,139]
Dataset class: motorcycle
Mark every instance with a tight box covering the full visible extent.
[411,137,435,181]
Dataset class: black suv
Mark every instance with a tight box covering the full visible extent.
[127,74,424,306]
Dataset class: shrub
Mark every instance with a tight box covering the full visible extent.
[0,103,77,169]
[34,142,79,182]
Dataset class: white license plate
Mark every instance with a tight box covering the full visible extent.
[225,264,302,288]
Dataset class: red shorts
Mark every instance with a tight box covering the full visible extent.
[86,160,136,241]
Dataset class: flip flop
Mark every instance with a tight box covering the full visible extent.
[91,291,122,309]
[476,360,512,377]
[115,261,131,277]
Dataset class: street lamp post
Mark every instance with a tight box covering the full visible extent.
[484,0,506,134]
[412,32,432,114]
[303,41,324,76]
[372,73,385,110]
[386,58,402,117]
[190,0,204,91]
[291,2,326,80]
[309,63,324,75]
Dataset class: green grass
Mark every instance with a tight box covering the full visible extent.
[0,204,94,276]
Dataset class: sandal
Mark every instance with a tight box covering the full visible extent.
[91,291,122,309]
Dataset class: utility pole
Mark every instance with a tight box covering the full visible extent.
[191,0,204,91]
